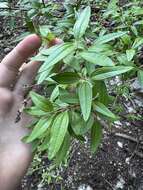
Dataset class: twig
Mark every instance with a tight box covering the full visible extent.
[129,139,139,160]
[99,120,109,129]
[115,133,138,143]
[42,0,46,8]
[0,7,27,11]
[102,177,114,190]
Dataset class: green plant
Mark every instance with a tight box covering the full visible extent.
[1,0,143,166]
[23,4,136,165]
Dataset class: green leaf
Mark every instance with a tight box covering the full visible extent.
[70,111,94,135]
[132,7,143,16]
[91,120,102,153]
[93,81,109,105]
[39,25,50,38]
[73,6,91,39]
[88,44,112,53]
[55,132,70,165]
[92,66,133,80]
[31,54,47,62]
[126,49,135,61]
[30,91,53,112]
[78,81,92,121]
[24,106,46,116]
[52,72,80,84]
[68,125,85,142]
[94,31,127,45]
[39,25,55,40]
[39,43,75,73]
[38,66,53,84]
[0,2,8,8]
[94,101,116,119]
[117,54,131,65]
[134,20,143,25]
[132,38,143,49]
[48,111,69,160]
[138,70,143,87]
[25,16,35,33]
[80,52,114,66]
[121,34,131,46]
[39,131,51,151]
[50,86,59,101]
[26,117,53,142]
[60,93,79,104]
[40,45,61,56]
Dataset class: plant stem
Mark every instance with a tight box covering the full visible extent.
[0,7,27,11]
[42,0,46,8]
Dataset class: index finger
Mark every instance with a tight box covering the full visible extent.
[0,34,41,88]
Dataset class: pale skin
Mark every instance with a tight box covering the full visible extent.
[0,34,61,190]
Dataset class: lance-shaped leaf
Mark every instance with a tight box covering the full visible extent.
[132,37,143,49]
[39,132,51,151]
[73,6,91,39]
[94,31,127,45]
[126,49,135,61]
[70,111,94,135]
[94,101,116,119]
[40,44,61,56]
[38,66,53,84]
[80,52,114,66]
[93,81,109,105]
[39,43,75,73]
[78,81,92,121]
[30,91,53,112]
[55,132,71,165]
[52,72,80,84]
[48,111,69,160]
[91,120,102,153]
[24,106,47,116]
[92,66,133,80]
[26,117,53,142]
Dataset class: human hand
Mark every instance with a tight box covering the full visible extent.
[0,34,42,190]
[0,34,61,190]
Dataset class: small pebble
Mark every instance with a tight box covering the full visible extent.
[78,184,93,190]
[117,141,123,148]
[4,47,11,53]
[125,157,130,164]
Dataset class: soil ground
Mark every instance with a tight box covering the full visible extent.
[0,2,143,190]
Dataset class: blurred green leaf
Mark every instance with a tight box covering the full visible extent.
[73,6,91,39]
[132,38,143,49]
[24,106,46,116]
[91,120,102,153]
[94,31,127,45]
[30,91,53,112]
[48,111,69,159]
[126,49,135,61]
[55,132,70,165]
[92,66,133,80]
[26,117,53,142]
[39,43,75,73]
[80,52,114,66]
[93,81,109,105]
[78,81,92,121]
[94,101,116,119]
[70,111,94,135]
[52,72,80,84]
